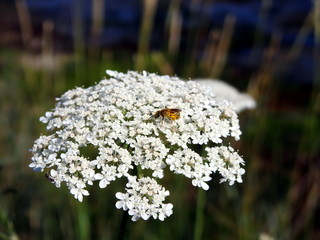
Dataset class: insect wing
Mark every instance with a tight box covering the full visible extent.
[167,110,180,120]
[170,109,181,119]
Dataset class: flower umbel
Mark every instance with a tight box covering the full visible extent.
[30,70,245,221]
[115,176,173,221]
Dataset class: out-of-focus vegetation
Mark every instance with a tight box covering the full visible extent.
[0,0,319,239]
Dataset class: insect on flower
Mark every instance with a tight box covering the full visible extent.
[151,108,181,122]
[45,173,55,183]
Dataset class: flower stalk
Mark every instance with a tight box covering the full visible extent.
[194,188,206,240]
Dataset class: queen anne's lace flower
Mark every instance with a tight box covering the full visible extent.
[30,70,245,221]
[195,79,256,112]
[115,176,173,221]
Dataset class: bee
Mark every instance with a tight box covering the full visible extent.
[45,173,55,183]
[151,108,181,122]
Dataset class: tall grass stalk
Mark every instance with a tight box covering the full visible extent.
[40,20,54,101]
[242,32,281,238]
[89,0,105,64]
[314,0,320,86]
[15,0,33,48]
[314,0,320,43]
[151,52,173,74]
[286,12,313,62]
[73,0,86,86]
[287,4,320,237]
[249,0,272,62]
[166,0,182,57]
[210,14,235,78]
[136,0,158,70]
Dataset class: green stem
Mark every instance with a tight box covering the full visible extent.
[136,165,143,178]
[193,188,206,240]
[115,164,142,240]
[76,201,90,240]
[116,211,129,240]
[115,164,141,240]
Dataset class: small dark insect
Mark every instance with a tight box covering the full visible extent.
[45,173,55,183]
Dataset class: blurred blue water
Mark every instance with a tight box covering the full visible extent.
[25,0,314,85]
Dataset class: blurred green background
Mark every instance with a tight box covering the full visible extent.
[0,0,319,239]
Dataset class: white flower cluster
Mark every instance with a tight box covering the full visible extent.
[30,70,245,221]
[195,79,256,112]
[115,176,173,221]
